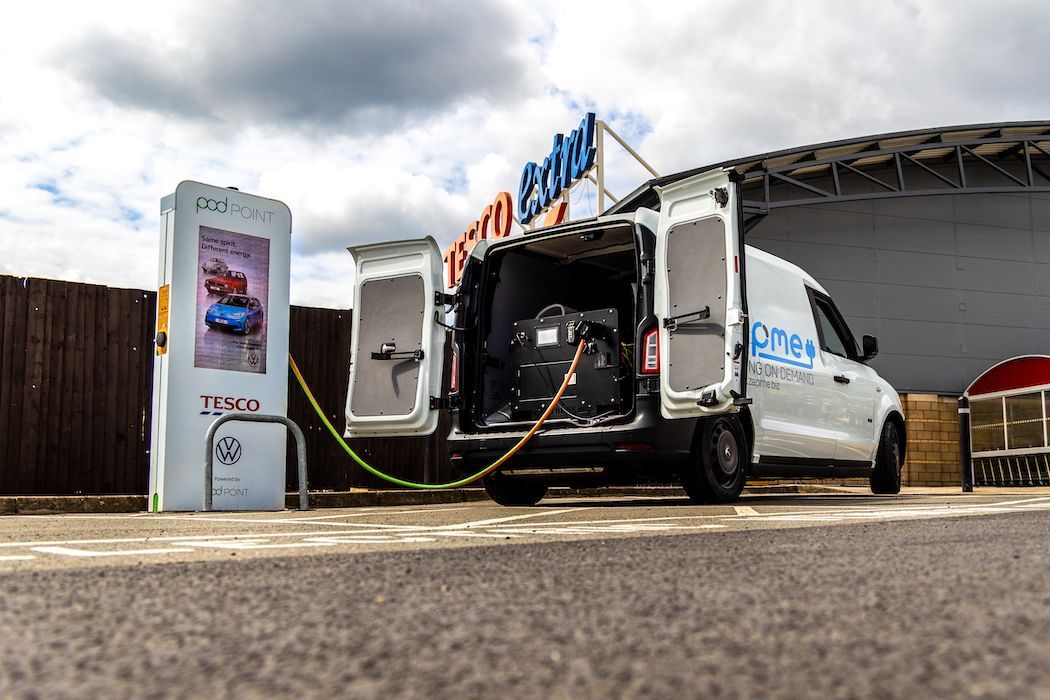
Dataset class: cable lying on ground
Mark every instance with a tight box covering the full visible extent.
[288,339,586,489]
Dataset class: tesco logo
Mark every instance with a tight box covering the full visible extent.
[201,395,260,412]
[443,192,514,288]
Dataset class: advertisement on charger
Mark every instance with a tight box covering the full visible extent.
[193,225,271,374]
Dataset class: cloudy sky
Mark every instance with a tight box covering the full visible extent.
[2,0,1048,308]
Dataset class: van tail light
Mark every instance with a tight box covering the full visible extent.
[641,328,659,374]
[450,350,459,393]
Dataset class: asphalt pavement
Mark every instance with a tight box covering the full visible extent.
[1,490,1049,698]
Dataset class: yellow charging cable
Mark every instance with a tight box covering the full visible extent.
[288,339,586,489]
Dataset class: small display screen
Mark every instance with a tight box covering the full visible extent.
[535,326,559,347]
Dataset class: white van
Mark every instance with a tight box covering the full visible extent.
[343,169,905,504]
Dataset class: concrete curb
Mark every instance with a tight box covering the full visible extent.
[0,495,148,515]
[0,484,788,515]
[0,482,932,515]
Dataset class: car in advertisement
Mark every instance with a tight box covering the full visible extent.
[201,257,229,276]
[204,294,264,335]
[204,270,247,295]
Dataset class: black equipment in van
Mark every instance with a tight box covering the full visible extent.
[509,308,622,421]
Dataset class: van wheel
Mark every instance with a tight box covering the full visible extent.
[482,476,548,506]
[870,421,903,494]
[681,416,748,504]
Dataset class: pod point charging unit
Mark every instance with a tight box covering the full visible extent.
[149,181,292,511]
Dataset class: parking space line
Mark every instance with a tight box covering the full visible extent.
[430,508,585,530]
[31,546,195,558]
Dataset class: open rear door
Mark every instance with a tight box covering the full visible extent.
[654,169,746,419]
[344,237,446,437]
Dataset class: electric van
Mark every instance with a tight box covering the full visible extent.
[343,169,905,505]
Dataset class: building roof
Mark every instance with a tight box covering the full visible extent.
[609,121,1050,215]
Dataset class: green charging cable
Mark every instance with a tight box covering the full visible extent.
[288,340,585,489]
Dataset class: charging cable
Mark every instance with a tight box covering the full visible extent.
[288,339,586,489]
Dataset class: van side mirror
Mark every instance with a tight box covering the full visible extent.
[861,334,879,362]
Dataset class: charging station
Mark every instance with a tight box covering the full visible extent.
[149,181,292,511]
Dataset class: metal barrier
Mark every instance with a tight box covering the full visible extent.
[973,454,1050,487]
[204,413,309,512]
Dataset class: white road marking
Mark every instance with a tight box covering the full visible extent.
[0,529,425,549]
[430,508,584,530]
[496,523,726,536]
[7,496,1050,562]
[424,531,521,538]
[304,536,437,545]
[32,546,195,558]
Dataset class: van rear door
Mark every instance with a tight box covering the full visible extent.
[654,169,745,419]
[344,237,446,437]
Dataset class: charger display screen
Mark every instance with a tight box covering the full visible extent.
[535,326,559,347]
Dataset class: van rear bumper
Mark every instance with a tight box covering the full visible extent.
[447,396,697,481]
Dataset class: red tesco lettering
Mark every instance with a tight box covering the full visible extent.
[443,192,514,287]
[201,395,260,412]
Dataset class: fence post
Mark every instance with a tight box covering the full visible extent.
[204,413,309,511]
[959,396,973,493]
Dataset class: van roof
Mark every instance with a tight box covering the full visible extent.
[744,244,828,296]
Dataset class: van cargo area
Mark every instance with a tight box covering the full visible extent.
[474,223,639,430]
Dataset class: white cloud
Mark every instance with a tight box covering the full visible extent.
[2,0,1049,307]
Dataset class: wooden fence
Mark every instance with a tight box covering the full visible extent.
[0,275,453,496]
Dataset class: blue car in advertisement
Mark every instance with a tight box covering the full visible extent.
[205,294,264,335]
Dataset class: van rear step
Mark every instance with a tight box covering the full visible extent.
[502,466,606,476]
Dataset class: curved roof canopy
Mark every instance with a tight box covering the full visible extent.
[610,121,1050,219]
[965,355,1050,398]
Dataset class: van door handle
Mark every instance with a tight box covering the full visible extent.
[834,375,851,384]
[662,306,711,331]
[371,342,425,361]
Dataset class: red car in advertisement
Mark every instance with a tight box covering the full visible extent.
[205,270,247,295]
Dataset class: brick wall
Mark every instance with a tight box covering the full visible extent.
[900,393,961,486]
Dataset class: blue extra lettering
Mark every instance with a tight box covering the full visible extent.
[517,113,597,225]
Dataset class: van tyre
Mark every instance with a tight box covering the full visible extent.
[870,421,903,494]
[483,476,548,506]
[681,416,749,504]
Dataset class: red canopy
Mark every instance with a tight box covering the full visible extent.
[965,356,1050,398]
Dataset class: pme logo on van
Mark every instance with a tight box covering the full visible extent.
[750,321,816,369]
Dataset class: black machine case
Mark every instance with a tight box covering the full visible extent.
[509,308,622,420]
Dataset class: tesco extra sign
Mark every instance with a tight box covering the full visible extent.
[517,112,596,226]
[443,192,514,287]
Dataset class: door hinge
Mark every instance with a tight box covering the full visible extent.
[430,395,461,410]
[697,390,718,407]
[435,291,459,307]
[730,389,752,406]
[640,254,655,282]
[711,187,729,208]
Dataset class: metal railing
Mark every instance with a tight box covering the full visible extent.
[204,413,309,512]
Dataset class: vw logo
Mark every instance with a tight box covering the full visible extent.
[216,436,242,465]
[248,353,260,367]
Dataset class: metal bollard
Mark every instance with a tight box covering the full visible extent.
[204,413,309,512]
[958,396,973,493]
